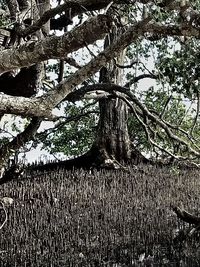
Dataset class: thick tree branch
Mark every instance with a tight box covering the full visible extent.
[2,17,200,75]
[2,18,200,117]
[147,23,200,39]
[0,14,112,73]
[40,18,151,107]
[0,94,55,118]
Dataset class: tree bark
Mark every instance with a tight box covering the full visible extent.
[0,15,112,73]
[90,8,132,166]
[93,98,131,163]
[89,6,149,167]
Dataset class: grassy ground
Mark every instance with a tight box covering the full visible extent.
[0,164,199,266]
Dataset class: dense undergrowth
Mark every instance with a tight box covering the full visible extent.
[0,164,199,266]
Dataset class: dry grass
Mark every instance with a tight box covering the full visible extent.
[0,164,199,266]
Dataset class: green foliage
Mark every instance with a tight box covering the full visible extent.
[40,2,200,160]
[128,86,200,158]
[39,101,98,157]
[1,1,196,162]
[156,39,200,98]
[25,2,197,163]
[0,0,10,27]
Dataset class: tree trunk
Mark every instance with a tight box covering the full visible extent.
[26,7,148,173]
[93,98,131,163]
[90,7,148,167]
[91,8,131,166]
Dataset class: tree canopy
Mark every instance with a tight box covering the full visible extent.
[0,0,200,173]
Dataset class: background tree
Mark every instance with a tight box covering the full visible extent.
[0,0,200,175]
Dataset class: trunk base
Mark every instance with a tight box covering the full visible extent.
[29,145,150,172]
[0,146,150,185]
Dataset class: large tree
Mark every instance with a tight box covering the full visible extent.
[0,0,200,175]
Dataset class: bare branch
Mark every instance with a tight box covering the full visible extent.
[0,14,112,73]
[36,110,98,142]
[125,73,158,87]
[2,15,200,118]
[114,59,138,69]
[164,120,200,151]
[0,94,55,118]
[123,95,186,161]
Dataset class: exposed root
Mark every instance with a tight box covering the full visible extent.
[172,206,200,242]
[172,206,200,225]
[0,146,150,184]
[98,158,129,172]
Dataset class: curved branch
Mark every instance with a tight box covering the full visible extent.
[172,206,200,225]
[119,92,187,161]
[66,83,200,157]
[125,73,158,87]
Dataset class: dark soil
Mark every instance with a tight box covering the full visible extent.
[0,164,199,266]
